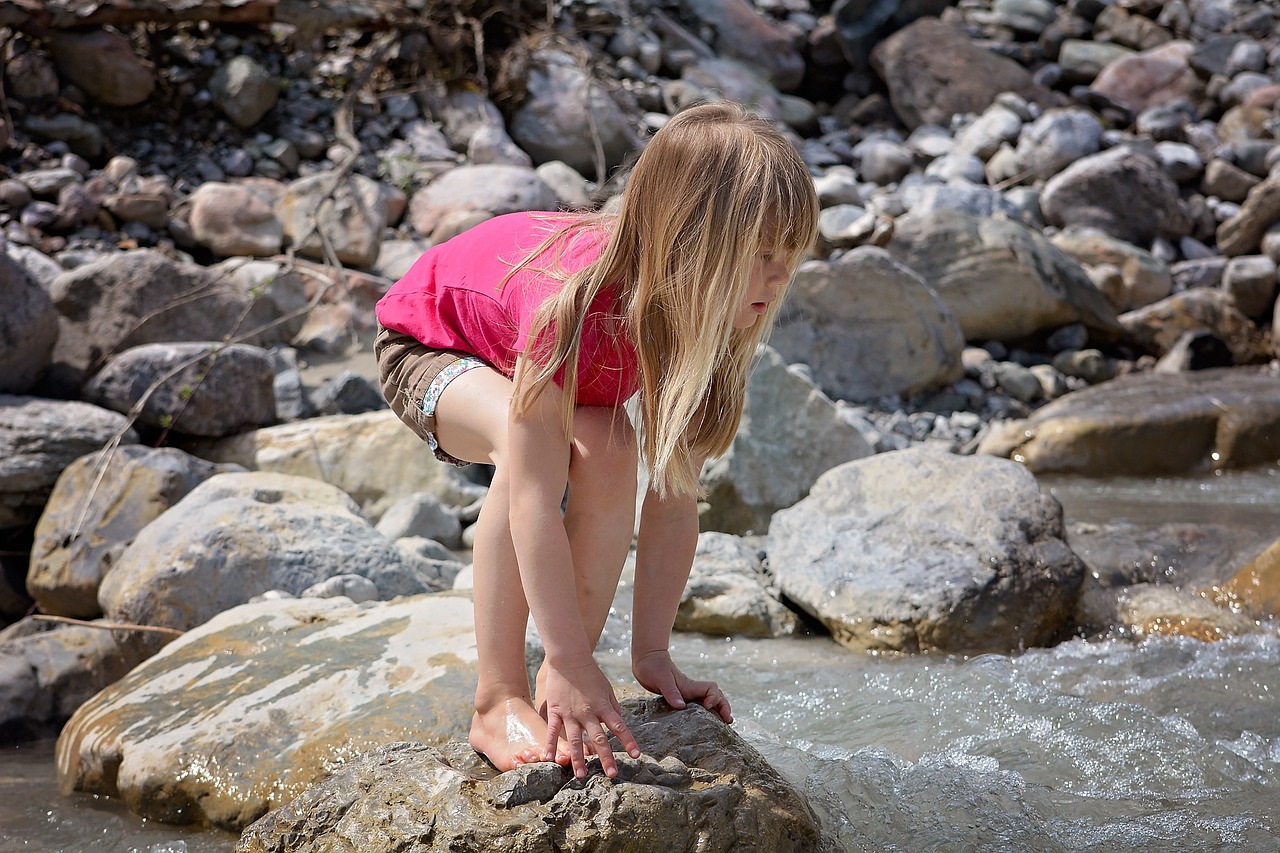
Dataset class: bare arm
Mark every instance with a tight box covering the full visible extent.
[631,459,733,723]
[506,377,641,776]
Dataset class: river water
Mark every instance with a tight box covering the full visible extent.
[3,467,1278,852]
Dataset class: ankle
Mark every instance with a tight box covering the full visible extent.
[474,683,532,714]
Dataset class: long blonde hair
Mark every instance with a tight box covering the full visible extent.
[511,102,819,497]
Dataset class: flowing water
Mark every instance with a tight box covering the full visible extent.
[3,467,1278,852]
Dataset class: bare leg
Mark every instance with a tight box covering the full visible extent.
[431,368,561,770]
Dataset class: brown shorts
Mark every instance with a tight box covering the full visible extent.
[375,326,492,466]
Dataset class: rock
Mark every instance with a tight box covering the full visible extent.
[1222,254,1278,317]
[980,367,1280,475]
[188,410,486,520]
[466,122,532,168]
[1119,287,1268,363]
[0,395,138,530]
[535,160,594,209]
[887,209,1123,342]
[1040,146,1193,248]
[1013,107,1105,181]
[0,618,148,739]
[57,593,544,832]
[1050,227,1173,311]
[406,165,557,238]
[375,492,463,551]
[235,698,825,852]
[311,370,386,416]
[508,45,640,177]
[46,249,260,387]
[768,447,1084,653]
[209,56,280,129]
[1216,537,1280,620]
[207,258,311,349]
[96,472,446,652]
[0,250,58,394]
[870,18,1058,130]
[953,104,1024,160]
[1090,40,1197,113]
[189,182,285,258]
[700,347,874,535]
[1217,177,1280,257]
[394,538,467,591]
[1058,39,1135,83]
[27,445,238,619]
[47,29,156,108]
[82,342,277,437]
[1115,584,1258,641]
[278,172,389,269]
[681,0,805,91]
[299,574,378,602]
[1202,158,1262,204]
[677,532,797,638]
[771,246,964,402]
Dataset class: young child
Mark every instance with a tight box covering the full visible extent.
[375,102,819,779]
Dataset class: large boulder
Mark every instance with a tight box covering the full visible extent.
[869,18,1058,129]
[57,593,543,831]
[189,410,486,520]
[0,395,138,530]
[768,447,1084,653]
[27,445,238,619]
[886,209,1123,343]
[977,367,1280,475]
[700,347,873,534]
[96,471,446,653]
[770,246,964,402]
[235,698,828,852]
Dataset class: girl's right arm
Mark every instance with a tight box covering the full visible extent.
[505,379,641,778]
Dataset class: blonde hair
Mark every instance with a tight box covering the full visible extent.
[511,102,819,497]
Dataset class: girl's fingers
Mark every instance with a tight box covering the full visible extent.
[565,721,587,778]
[544,714,564,763]
[601,708,642,759]
[585,721,618,777]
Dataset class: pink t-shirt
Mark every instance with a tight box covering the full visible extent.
[375,212,639,407]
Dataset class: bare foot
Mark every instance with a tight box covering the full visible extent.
[470,697,569,771]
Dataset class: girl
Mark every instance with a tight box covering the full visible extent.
[375,102,818,779]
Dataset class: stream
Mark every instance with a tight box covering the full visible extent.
[3,466,1278,852]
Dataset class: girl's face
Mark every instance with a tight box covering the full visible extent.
[732,250,790,329]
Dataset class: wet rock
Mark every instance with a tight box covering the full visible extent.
[771,246,964,403]
[980,367,1280,475]
[1215,537,1280,620]
[27,445,239,619]
[57,593,543,832]
[83,342,277,437]
[0,251,58,394]
[700,347,874,535]
[1109,583,1260,641]
[0,395,139,530]
[677,532,797,638]
[278,172,389,269]
[210,56,280,129]
[887,209,1123,342]
[769,447,1083,653]
[236,697,825,852]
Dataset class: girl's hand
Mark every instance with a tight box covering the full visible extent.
[543,657,642,779]
[632,650,734,724]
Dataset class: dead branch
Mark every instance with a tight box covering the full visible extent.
[32,613,186,636]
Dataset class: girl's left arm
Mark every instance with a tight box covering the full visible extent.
[630,460,733,724]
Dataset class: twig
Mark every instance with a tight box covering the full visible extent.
[32,614,186,637]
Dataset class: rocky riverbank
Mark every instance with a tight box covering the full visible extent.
[3,0,1280,848]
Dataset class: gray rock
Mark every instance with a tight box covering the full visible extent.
[771,247,964,403]
[768,447,1084,653]
[677,532,797,638]
[1014,107,1104,180]
[700,347,874,535]
[236,698,825,852]
[96,472,443,651]
[1222,254,1278,317]
[887,209,1124,342]
[1040,146,1193,248]
[209,56,279,129]
[979,367,1280,475]
[83,342,276,437]
[27,445,238,619]
[311,370,386,416]
[953,105,1025,160]
[466,122,533,168]
[0,251,57,394]
[206,258,311,350]
[855,137,915,185]
[1050,227,1173,311]
[278,172,389,269]
[57,593,545,832]
[299,573,378,602]
[376,492,463,550]
[0,395,138,530]
[189,182,285,258]
[407,165,557,239]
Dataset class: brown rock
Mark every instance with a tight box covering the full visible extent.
[1217,178,1280,257]
[1091,40,1196,113]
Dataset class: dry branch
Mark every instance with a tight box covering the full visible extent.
[0,0,417,33]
